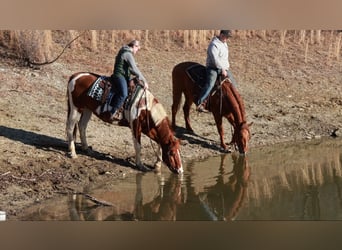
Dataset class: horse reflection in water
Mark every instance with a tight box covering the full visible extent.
[134,174,185,221]
[197,154,250,221]
[68,154,250,221]
[68,173,186,221]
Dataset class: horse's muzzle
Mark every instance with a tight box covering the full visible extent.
[171,166,184,174]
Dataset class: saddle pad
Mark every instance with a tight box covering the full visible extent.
[186,63,206,86]
[87,76,106,102]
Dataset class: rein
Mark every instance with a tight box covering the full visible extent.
[219,77,226,115]
[140,88,160,159]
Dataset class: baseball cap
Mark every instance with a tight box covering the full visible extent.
[220,30,232,38]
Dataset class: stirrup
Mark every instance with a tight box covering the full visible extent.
[196,104,209,113]
[110,110,123,121]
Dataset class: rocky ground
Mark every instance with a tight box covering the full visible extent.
[0,36,341,220]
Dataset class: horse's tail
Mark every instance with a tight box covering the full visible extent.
[171,65,183,113]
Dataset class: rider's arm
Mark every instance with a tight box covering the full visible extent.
[125,53,148,86]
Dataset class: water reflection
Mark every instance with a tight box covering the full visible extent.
[18,138,342,221]
[197,154,250,221]
[243,139,342,220]
[65,154,250,221]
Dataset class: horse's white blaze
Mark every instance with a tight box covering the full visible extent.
[176,149,183,174]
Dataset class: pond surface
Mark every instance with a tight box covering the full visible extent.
[20,137,342,221]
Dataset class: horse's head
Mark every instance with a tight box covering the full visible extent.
[162,137,183,174]
[232,122,252,155]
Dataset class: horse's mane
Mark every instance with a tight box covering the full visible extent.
[221,82,246,125]
[155,117,176,144]
[228,83,246,121]
[130,88,175,144]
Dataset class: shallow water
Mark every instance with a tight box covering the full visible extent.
[20,137,342,221]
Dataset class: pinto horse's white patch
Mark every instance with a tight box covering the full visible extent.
[150,102,167,126]
[125,87,167,127]
[68,73,91,93]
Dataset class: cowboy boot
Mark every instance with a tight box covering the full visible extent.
[196,98,209,113]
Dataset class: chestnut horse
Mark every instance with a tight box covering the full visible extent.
[171,62,251,154]
[198,154,250,221]
[66,72,183,174]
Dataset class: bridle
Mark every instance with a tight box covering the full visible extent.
[231,122,250,153]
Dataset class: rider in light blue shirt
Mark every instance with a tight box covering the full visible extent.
[196,30,237,112]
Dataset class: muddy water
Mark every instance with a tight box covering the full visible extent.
[20,137,342,221]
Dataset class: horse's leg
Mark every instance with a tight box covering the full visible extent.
[131,122,149,171]
[171,104,178,129]
[183,96,194,132]
[171,87,182,129]
[66,103,81,158]
[225,114,235,145]
[213,112,227,150]
[153,145,163,172]
[132,134,151,172]
[133,134,142,168]
[78,109,93,154]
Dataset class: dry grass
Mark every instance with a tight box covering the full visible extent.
[0,30,53,62]
[335,32,341,61]
[0,30,341,64]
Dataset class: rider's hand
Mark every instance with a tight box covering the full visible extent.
[221,70,228,77]
[143,82,149,90]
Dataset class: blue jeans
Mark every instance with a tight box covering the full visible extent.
[111,75,128,113]
[196,68,217,105]
[196,68,238,106]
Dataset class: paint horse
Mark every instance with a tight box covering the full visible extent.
[66,72,183,174]
[171,62,252,154]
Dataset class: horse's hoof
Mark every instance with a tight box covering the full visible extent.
[153,163,162,174]
[81,147,93,155]
[153,167,162,174]
[68,152,78,159]
[186,127,194,134]
[137,164,151,172]
[154,161,162,170]
[221,145,232,153]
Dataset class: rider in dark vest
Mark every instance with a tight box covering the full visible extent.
[107,40,148,122]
